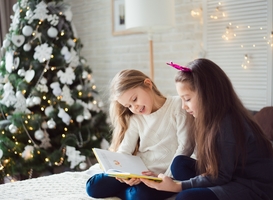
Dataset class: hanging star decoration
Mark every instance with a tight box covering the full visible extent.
[32,28,42,43]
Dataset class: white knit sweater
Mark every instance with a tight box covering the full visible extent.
[117,96,194,176]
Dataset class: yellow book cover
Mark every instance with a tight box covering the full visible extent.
[92,148,162,182]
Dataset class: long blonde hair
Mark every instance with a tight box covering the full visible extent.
[108,69,164,154]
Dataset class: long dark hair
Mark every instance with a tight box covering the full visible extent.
[175,58,273,178]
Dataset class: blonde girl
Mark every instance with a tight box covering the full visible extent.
[86,69,194,200]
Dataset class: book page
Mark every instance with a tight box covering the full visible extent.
[93,148,148,175]
[93,148,162,181]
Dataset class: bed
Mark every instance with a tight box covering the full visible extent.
[0,164,120,200]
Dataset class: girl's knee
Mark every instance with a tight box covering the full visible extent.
[86,176,96,197]
[85,173,104,197]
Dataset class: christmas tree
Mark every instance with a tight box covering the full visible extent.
[0,0,110,183]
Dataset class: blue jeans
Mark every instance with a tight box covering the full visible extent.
[171,155,219,200]
[86,173,176,200]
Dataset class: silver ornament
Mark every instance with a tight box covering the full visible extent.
[8,124,18,134]
[47,118,56,129]
[23,43,31,51]
[22,25,33,36]
[2,39,10,48]
[34,129,44,140]
[47,27,58,38]
[76,85,83,91]
[79,162,87,170]
[76,115,84,123]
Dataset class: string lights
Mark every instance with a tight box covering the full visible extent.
[241,54,250,69]
[222,24,236,40]
[191,7,202,18]
[210,2,225,20]
[199,1,272,69]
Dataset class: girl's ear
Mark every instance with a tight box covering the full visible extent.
[144,78,153,89]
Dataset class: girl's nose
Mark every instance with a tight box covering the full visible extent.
[132,104,138,111]
[182,102,187,110]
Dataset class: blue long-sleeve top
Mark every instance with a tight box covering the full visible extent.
[181,114,273,200]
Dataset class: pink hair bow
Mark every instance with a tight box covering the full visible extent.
[166,61,191,72]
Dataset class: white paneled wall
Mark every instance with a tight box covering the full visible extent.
[64,0,203,107]
[203,0,273,110]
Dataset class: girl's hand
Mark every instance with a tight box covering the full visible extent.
[140,173,182,192]
[141,170,158,177]
[116,177,141,186]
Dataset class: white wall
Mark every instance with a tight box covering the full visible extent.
[64,0,203,106]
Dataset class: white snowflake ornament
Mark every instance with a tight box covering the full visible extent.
[66,146,86,169]
[57,67,75,85]
[48,14,59,26]
[34,43,52,63]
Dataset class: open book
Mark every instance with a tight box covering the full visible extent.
[92,148,162,182]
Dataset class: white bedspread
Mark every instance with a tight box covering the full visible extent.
[0,164,120,200]
[0,163,175,200]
